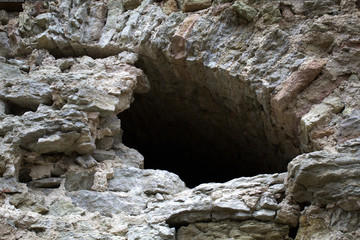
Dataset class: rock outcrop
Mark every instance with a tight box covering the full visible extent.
[0,0,360,239]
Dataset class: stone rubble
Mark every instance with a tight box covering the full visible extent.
[0,0,359,239]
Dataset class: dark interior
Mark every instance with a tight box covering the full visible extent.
[0,2,24,12]
[118,57,294,188]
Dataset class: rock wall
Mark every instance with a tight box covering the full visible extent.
[0,0,360,239]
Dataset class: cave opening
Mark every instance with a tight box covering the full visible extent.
[0,2,24,12]
[119,57,294,188]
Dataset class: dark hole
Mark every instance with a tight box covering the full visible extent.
[299,202,311,211]
[357,0,360,9]
[18,167,32,183]
[5,101,33,116]
[289,226,299,239]
[119,57,295,188]
[0,2,24,12]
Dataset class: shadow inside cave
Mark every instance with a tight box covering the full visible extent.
[118,57,294,188]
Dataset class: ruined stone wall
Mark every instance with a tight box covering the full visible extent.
[0,0,359,239]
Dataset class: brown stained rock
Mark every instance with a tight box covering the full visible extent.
[272,59,327,114]
[271,59,327,136]
[171,14,201,60]
[280,5,295,22]
[211,3,232,16]
[123,0,142,11]
[181,0,212,12]
[162,0,179,15]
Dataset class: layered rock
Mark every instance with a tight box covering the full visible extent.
[0,0,360,239]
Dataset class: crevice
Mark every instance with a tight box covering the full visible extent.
[18,167,31,183]
[4,101,34,116]
[289,225,299,239]
[299,201,311,211]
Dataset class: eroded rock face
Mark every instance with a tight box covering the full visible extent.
[0,0,360,239]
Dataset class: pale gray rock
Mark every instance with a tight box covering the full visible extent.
[114,144,144,168]
[91,150,116,162]
[253,209,276,221]
[68,190,147,216]
[127,223,175,240]
[108,167,186,195]
[74,155,98,169]
[0,32,10,58]
[48,199,84,217]
[177,220,290,240]
[0,178,25,193]
[338,110,360,142]
[256,195,280,210]
[150,173,287,226]
[287,139,360,210]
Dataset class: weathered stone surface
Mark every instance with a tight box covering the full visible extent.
[149,173,288,226]
[108,167,186,195]
[0,0,359,239]
[177,220,289,240]
[0,10,8,25]
[74,155,98,169]
[68,190,147,216]
[296,205,360,239]
[181,0,212,12]
[232,1,258,22]
[27,177,63,188]
[123,0,142,10]
[338,110,360,142]
[65,170,95,191]
[0,178,25,193]
[0,32,10,58]
[114,144,145,168]
[92,149,116,162]
[287,139,360,210]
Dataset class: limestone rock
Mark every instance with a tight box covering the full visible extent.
[27,177,63,188]
[338,110,360,142]
[177,220,290,240]
[65,170,95,191]
[0,178,25,193]
[68,190,147,216]
[149,173,288,226]
[0,0,360,239]
[108,167,186,195]
[287,139,360,210]
[0,32,10,58]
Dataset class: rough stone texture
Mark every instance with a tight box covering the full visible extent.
[181,0,212,12]
[0,0,359,239]
[232,1,258,22]
[108,167,186,195]
[286,138,360,239]
[177,220,290,240]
